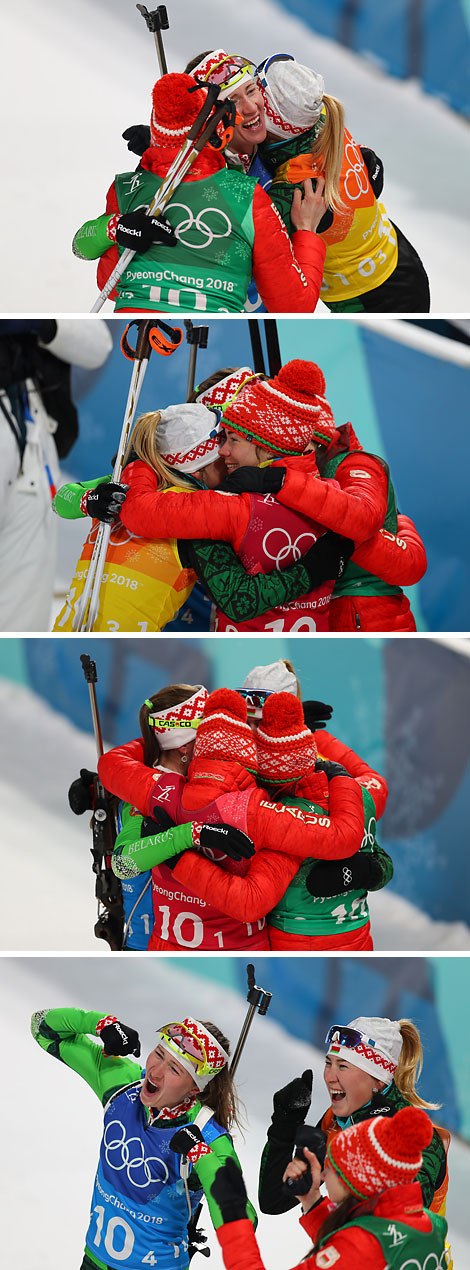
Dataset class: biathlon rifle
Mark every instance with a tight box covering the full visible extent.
[79,653,124,950]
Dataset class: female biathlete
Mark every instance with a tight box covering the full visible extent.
[218,360,427,631]
[31,1009,256,1270]
[204,1104,447,1270]
[258,1016,450,1225]
[189,50,430,313]
[53,394,343,633]
[72,72,327,314]
[69,683,256,950]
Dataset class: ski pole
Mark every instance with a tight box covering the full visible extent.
[230,963,272,1078]
[248,320,266,375]
[73,318,182,632]
[137,4,169,76]
[184,318,209,401]
[73,320,155,629]
[90,84,232,313]
[79,654,125,949]
[264,319,281,376]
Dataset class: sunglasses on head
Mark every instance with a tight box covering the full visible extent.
[325,1026,377,1050]
[200,55,255,88]
[237,688,276,711]
[254,53,295,87]
[158,1023,208,1074]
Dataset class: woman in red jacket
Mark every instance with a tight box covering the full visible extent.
[209,1104,447,1270]
[72,73,327,314]
[219,361,426,630]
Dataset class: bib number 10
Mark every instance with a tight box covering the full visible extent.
[92,1206,159,1264]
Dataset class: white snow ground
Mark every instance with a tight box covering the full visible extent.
[1,677,469,953]
[2,0,469,313]
[1,957,468,1270]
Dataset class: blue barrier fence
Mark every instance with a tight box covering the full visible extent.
[278,0,470,116]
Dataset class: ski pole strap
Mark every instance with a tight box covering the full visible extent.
[149,323,184,356]
[120,319,182,361]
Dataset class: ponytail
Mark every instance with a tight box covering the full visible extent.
[310,95,345,213]
[198,1021,245,1134]
[394,1019,441,1110]
[122,412,196,491]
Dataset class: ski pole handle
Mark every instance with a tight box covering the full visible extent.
[80,654,105,759]
[137,4,169,75]
[230,963,272,1078]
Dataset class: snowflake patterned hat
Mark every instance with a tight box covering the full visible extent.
[326,1016,403,1082]
[223,359,338,454]
[328,1105,433,1199]
[255,55,325,140]
[146,686,208,750]
[257,693,317,783]
[194,688,258,773]
[157,1017,230,1090]
[150,73,207,148]
[157,404,221,474]
[191,49,255,101]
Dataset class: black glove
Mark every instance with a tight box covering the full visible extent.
[68,768,97,815]
[301,532,354,588]
[122,123,151,156]
[220,465,285,495]
[199,822,255,861]
[360,146,384,198]
[115,210,178,252]
[302,701,333,732]
[169,1124,204,1157]
[211,1158,248,1224]
[85,482,129,524]
[307,852,384,897]
[270,1070,313,1141]
[98,1018,141,1058]
[315,759,353,781]
[283,1125,327,1196]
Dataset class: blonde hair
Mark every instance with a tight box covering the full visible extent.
[280,658,302,699]
[123,411,196,492]
[310,95,345,213]
[394,1020,441,1110]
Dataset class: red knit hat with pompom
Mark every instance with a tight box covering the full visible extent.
[328,1105,433,1200]
[256,692,317,784]
[150,73,207,148]
[194,688,258,773]
[223,359,338,455]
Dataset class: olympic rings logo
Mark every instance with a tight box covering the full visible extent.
[399,1254,449,1270]
[361,817,377,850]
[103,1119,169,1189]
[343,140,370,201]
[169,203,232,250]
[262,528,317,568]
